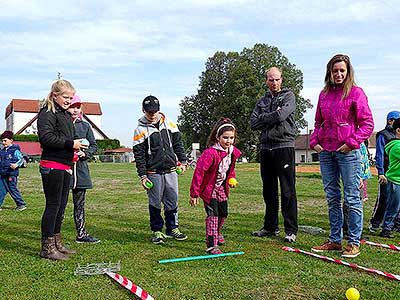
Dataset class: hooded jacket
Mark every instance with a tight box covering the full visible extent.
[385,138,400,185]
[190,146,241,204]
[71,119,97,189]
[250,88,296,149]
[309,86,374,151]
[132,113,187,178]
[0,144,23,176]
[375,125,395,175]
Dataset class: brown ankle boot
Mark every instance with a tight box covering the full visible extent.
[54,233,77,255]
[40,236,69,261]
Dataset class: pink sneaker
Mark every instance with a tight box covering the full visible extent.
[218,235,225,245]
[206,247,223,255]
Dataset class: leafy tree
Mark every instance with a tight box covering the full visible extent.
[178,43,313,160]
[95,139,120,154]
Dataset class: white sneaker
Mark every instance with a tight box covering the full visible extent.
[284,233,296,243]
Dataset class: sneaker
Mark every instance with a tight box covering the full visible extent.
[76,235,100,244]
[393,226,400,233]
[166,228,187,241]
[252,228,280,237]
[311,240,342,252]
[342,244,360,258]
[380,229,394,238]
[218,235,225,245]
[15,205,27,211]
[206,247,223,255]
[368,224,379,233]
[284,233,296,243]
[151,231,167,244]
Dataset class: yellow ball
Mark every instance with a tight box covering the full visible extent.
[345,288,360,300]
[228,178,238,187]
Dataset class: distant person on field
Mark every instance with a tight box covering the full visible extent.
[190,117,241,254]
[250,66,298,243]
[38,79,87,261]
[132,95,188,244]
[68,95,100,244]
[310,54,374,258]
[360,140,372,202]
[0,130,27,211]
[368,111,400,233]
[379,118,400,238]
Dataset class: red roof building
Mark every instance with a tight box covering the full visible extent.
[4,99,108,139]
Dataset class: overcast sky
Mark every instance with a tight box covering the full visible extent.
[1,0,399,146]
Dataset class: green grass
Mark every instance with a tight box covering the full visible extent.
[0,163,399,299]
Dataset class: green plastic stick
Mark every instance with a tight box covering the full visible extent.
[158,251,244,264]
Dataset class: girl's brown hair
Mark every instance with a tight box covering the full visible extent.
[323,54,355,100]
[40,79,75,113]
[207,117,236,147]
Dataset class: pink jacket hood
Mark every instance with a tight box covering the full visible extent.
[309,86,374,151]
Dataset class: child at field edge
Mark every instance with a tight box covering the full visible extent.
[380,118,400,238]
[190,117,241,254]
[0,130,27,211]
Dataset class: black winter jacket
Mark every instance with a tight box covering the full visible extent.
[37,103,74,166]
[250,88,296,150]
[132,113,187,178]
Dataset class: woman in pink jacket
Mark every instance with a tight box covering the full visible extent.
[190,118,241,255]
[310,54,374,258]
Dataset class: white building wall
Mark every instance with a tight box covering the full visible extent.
[6,112,38,134]
[295,149,317,164]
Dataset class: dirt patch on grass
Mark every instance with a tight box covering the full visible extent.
[296,164,377,175]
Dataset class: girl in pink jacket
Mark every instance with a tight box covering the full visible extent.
[190,118,241,254]
[310,54,374,258]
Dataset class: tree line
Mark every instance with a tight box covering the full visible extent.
[178,43,312,160]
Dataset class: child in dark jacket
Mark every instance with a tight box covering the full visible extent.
[133,95,188,244]
[380,118,400,238]
[0,130,27,211]
[190,117,241,254]
[68,95,99,243]
[38,79,86,261]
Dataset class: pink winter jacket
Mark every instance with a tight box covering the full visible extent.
[190,146,241,205]
[309,86,374,151]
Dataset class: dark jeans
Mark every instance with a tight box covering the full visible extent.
[40,167,71,239]
[260,147,298,235]
[72,189,88,238]
[370,183,388,227]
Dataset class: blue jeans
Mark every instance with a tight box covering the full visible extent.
[382,181,400,231]
[0,175,26,207]
[319,150,362,246]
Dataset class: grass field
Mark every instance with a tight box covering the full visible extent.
[0,163,399,299]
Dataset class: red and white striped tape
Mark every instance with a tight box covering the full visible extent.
[282,246,400,282]
[105,271,154,300]
[361,239,400,251]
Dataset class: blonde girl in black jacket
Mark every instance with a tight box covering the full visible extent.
[37,80,86,261]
